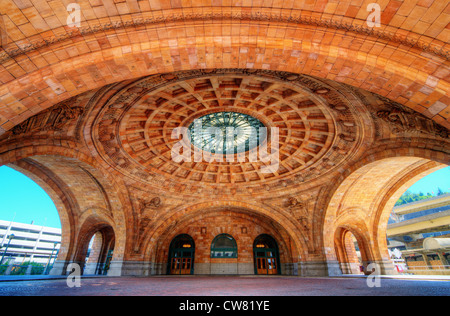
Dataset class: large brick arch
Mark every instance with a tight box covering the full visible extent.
[151,209,294,275]
[6,159,76,263]
[73,210,116,271]
[0,148,130,274]
[322,145,449,274]
[141,200,308,268]
[0,1,448,278]
[0,11,448,133]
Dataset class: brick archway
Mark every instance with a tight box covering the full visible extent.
[323,148,449,274]
[138,201,307,276]
[6,160,75,264]
[334,227,369,275]
[0,149,130,276]
[73,213,116,276]
[0,1,448,279]
[0,13,448,134]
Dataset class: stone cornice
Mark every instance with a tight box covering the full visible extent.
[0,10,448,64]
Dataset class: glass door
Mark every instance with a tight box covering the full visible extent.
[253,235,280,275]
[168,235,195,275]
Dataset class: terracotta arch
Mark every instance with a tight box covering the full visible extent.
[0,147,131,274]
[6,159,78,264]
[333,208,375,275]
[152,208,295,276]
[142,200,309,266]
[0,19,448,134]
[73,211,116,275]
[323,146,449,274]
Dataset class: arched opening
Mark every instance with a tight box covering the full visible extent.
[387,167,450,275]
[253,234,280,275]
[334,228,369,275]
[0,151,127,277]
[324,153,449,276]
[168,234,195,275]
[84,230,115,276]
[150,206,298,276]
[0,165,62,276]
[74,224,116,276]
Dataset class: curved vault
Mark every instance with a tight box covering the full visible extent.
[6,155,127,274]
[0,64,448,276]
[324,155,447,274]
[0,0,449,277]
[0,4,449,134]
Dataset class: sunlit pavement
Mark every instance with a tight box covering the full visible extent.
[0,275,449,296]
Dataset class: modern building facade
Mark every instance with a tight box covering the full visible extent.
[0,1,448,278]
[387,193,450,275]
[0,220,61,265]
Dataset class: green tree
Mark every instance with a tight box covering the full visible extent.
[395,189,443,207]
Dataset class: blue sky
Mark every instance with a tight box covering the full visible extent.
[407,166,450,195]
[0,166,60,228]
[0,165,449,230]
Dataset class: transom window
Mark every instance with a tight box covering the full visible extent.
[211,234,238,258]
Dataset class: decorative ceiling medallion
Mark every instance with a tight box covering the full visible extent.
[188,112,266,155]
[93,69,361,195]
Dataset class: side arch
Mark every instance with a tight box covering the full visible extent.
[323,146,449,275]
[142,200,308,263]
[0,148,130,275]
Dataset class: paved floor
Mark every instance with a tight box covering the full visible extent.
[0,275,449,296]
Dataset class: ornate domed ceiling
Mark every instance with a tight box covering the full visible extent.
[92,69,365,196]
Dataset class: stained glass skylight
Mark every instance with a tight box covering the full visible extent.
[188,112,266,155]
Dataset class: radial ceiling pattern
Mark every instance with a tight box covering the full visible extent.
[94,69,362,195]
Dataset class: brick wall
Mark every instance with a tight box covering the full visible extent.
[154,210,291,275]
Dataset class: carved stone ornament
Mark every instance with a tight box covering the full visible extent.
[144,197,162,209]
[298,216,310,231]
[286,197,304,209]
[0,11,448,64]
[12,102,84,135]
[377,109,449,139]
[133,197,161,253]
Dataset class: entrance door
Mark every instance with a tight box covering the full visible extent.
[168,234,195,275]
[255,251,278,275]
[170,256,194,275]
[254,235,280,275]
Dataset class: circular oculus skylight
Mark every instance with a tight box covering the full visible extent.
[188,112,266,155]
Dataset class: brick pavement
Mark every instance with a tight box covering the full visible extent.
[0,276,448,296]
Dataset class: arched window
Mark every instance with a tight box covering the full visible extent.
[211,234,238,258]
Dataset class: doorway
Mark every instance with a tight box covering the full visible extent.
[253,234,280,275]
[168,234,195,275]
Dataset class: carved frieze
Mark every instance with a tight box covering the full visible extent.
[11,101,83,135]
[132,196,163,253]
[377,109,449,139]
[0,11,448,64]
